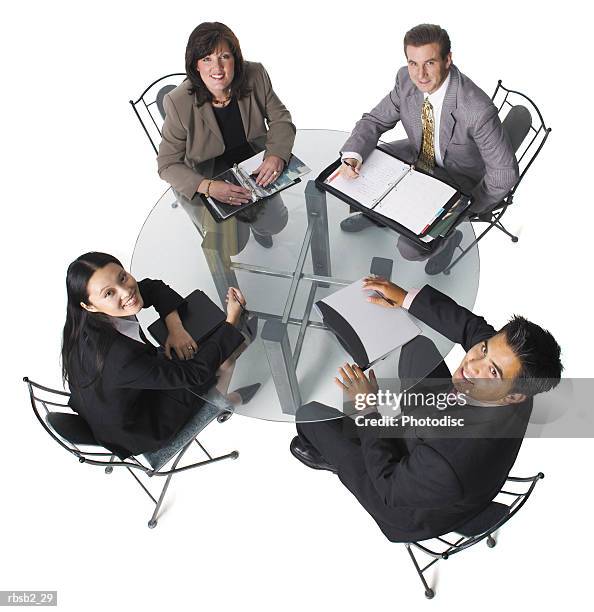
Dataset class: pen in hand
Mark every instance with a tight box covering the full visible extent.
[342,159,360,175]
[372,289,396,307]
[231,288,246,313]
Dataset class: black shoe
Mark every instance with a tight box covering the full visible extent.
[424,230,463,276]
[252,230,273,248]
[340,213,383,233]
[233,383,261,405]
[239,311,258,343]
[289,436,337,474]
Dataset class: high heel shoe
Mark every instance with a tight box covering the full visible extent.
[232,383,261,405]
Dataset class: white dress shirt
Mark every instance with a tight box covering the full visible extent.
[343,71,451,168]
[111,315,144,344]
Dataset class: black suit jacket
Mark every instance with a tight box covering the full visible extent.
[68,279,244,459]
[339,286,532,542]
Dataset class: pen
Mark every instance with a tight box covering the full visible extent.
[373,290,396,306]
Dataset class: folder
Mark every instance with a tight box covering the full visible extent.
[314,279,421,369]
[316,146,470,252]
[147,290,226,347]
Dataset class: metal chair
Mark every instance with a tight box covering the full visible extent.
[444,81,551,273]
[129,73,186,155]
[403,472,545,598]
[24,376,239,529]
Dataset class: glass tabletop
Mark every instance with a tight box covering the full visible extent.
[132,129,480,422]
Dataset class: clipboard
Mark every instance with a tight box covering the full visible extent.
[315,146,470,252]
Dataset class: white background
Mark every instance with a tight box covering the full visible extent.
[2,1,592,609]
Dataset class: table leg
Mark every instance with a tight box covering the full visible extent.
[305,181,331,288]
[261,319,302,415]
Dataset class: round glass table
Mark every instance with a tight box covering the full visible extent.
[132,129,479,422]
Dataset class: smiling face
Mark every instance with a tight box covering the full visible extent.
[81,263,143,318]
[196,40,235,97]
[405,42,451,94]
[452,333,525,404]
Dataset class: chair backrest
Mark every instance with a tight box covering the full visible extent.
[409,472,544,559]
[23,377,148,471]
[447,473,544,557]
[129,73,186,155]
[492,81,551,196]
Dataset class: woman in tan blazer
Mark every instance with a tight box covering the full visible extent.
[157,22,296,207]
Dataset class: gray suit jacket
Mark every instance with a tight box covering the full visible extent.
[158,62,296,200]
[342,65,519,212]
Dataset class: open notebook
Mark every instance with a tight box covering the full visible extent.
[315,278,421,369]
[325,149,460,235]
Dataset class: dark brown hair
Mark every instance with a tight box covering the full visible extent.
[185,22,251,106]
[403,24,451,60]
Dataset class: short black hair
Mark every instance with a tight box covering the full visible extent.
[403,24,451,60]
[500,315,563,396]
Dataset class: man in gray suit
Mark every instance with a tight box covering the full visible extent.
[339,24,519,274]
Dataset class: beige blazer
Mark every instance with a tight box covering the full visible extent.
[157,61,296,199]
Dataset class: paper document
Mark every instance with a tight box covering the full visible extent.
[374,170,457,234]
[325,150,411,208]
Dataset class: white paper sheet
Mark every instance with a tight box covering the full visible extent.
[325,149,411,208]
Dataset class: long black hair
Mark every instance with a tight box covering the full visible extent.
[61,252,122,388]
[185,22,251,106]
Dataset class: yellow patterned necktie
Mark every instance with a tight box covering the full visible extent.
[418,97,436,171]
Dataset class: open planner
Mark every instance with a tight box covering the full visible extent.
[316,147,469,251]
[203,151,311,222]
[315,278,421,369]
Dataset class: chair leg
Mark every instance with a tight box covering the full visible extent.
[147,441,192,529]
[105,454,116,474]
[494,221,518,242]
[404,544,435,599]
[443,221,493,275]
[146,439,239,528]
[486,534,497,548]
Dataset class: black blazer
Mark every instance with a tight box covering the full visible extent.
[341,285,532,542]
[68,279,244,459]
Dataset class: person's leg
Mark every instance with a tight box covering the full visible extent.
[294,403,364,473]
[398,335,452,384]
[215,314,259,404]
[249,194,289,248]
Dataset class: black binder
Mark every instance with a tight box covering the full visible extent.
[201,153,310,223]
[315,146,470,252]
[147,290,226,347]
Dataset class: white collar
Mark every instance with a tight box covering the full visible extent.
[424,71,451,107]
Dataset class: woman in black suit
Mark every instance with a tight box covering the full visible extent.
[61,252,255,462]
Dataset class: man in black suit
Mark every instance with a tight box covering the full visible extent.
[290,278,562,542]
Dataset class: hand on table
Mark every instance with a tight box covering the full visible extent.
[334,363,379,404]
[362,276,408,308]
[165,325,198,360]
[252,155,284,187]
[209,180,252,205]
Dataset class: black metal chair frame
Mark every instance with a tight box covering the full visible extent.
[403,472,544,599]
[129,73,186,155]
[24,376,239,529]
[443,80,551,274]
